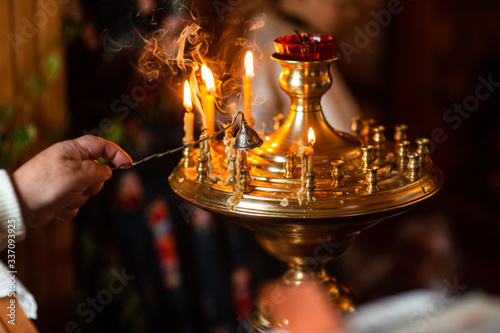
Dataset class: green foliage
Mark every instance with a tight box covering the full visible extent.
[0,105,13,121]
[104,118,125,144]
[12,124,37,152]
[0,105,38,168]
[26,74,46,98]
[0,151,11,167]
[0,54,64,167]
[44,54,62,82]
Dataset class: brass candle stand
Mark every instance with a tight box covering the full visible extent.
[168,54,443,330]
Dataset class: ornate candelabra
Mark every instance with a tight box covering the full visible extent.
[168,44,443,330]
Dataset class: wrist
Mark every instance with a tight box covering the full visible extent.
[0,170,26,242]
[11,169,36,228]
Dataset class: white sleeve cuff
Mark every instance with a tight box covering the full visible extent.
[0,261,38,319]
[0,170,26,251]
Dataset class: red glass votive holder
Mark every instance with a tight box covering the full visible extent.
[273,34,338,61]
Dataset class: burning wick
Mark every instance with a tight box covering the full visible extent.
[183,80,194,144]
[243,51,254,124]
[201,65,215,134]
[308,127,316,148]
[294,30,309,44]
[305,128,315,173]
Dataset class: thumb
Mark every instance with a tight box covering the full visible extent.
[80,160,112,186]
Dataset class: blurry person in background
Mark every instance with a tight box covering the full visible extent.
[248,0,360,133]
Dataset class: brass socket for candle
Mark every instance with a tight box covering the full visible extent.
[373,125,386,159]
[394,124,408,142]
[361,145,374,171]
[408,153,421,181]
[366,167,379,194]
[351,116,362,138]
[397,140,411,172]
[416,138,430,165]
[196,157,208,183]
[331,160,344,188]
[363,118,375,144]
[183,146,194,168]
[283,152,297,179]
[305,172,317,202]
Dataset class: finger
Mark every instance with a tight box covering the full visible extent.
[74,135,132,167]
[79,160,112,186]
[54,208,79,221]
[84,182,105,196]
[100,138,132,167]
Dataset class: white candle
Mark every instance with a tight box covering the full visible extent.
[183,80,194,144]
[201,65,215,134]
[243,51,253,123]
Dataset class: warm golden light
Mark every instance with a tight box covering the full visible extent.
[183,80,192,112]
[308,128,316,147]
[245,51,254,76]
[201,65,215,92]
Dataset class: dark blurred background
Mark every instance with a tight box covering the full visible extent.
[1,0,499,332]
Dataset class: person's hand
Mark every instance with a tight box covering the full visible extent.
[258,278,344,333]
[12,135,132,227]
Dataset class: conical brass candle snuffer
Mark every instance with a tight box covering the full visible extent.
[168,34,443,331]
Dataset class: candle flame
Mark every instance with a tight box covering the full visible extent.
[201,64,215,92]
[245,51,254,76]
[183,80,192,112]
[308,128,316,147]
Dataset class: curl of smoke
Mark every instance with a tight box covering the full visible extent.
[101,1,264,129]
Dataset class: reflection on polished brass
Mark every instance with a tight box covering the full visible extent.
[168,53,443,330]
[394,124,408,142]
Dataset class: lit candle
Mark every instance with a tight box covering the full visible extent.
[305,128,316,173]
[201,65,215,134]
[183,80,194,144]
[297,128,316,204]
[243,51,253,123]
